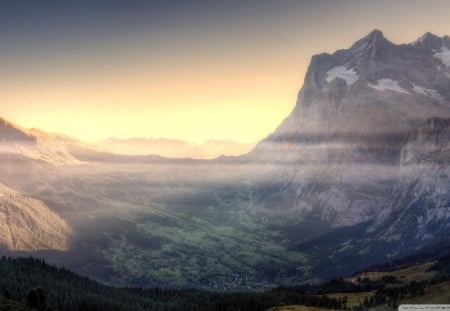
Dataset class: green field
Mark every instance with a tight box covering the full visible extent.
[405,280,450,303]
[268,261,450,311]
[102,203,309,289]
[345,262,437,285]
[32,164,312,290]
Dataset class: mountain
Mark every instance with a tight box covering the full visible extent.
[100,137,254,159]
[0,119,76,252]
[0,118,82,166]
[0,30,449,291]
[259,30,450,153]
[0,183,72,251]
[248,30,450,227]
[243,30,450,279]
[371,117,450,240]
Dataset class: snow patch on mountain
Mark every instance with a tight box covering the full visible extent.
[412,84,442,98]
[326,66,359,86]
[368,79,410,94]
[434,47,450,67]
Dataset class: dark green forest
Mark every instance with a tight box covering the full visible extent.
[1,249,449,311]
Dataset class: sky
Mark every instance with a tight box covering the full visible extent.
[1,0,450,147]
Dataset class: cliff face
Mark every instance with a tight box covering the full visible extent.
[246,31,450,229]
[371,118,450,243]
[250,30,450,277]
[400,117,450,165]
[253,30,450,164]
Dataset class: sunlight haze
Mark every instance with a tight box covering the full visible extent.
[1,0,450,155]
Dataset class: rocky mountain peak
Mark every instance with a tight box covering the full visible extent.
[414,32,449,48]
[365,29,384,39]
[312,30,449,106]
[253,30,450,165]
[352,29,389,48]
[247,31,450,268]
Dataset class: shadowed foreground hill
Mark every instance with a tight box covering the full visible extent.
[1,249,449,311]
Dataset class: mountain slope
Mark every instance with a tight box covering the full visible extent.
[0,183,72,251]
[0,118,82,166]
[236,31,450,281]
[253,30,450,161]
[371,117,450,243]
[247,30,450,228]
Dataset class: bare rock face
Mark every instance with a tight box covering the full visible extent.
[400,117,450,165]
[247,30,450,228]
[372,118,450,243]
[253,30,450,165]
[0,183,72,251]
[255,32,450,279]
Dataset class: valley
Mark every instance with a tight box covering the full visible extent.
[1,30,450,292]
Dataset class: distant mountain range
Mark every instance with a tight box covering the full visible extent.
[0,30,449,291]
[99,137,254,159]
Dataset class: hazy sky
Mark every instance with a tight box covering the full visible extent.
[1,0,450,144]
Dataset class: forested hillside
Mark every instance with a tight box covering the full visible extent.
[1,252,449,311]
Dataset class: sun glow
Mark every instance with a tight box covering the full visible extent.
[1,0,450,157]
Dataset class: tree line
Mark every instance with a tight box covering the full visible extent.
[0,255,448,311]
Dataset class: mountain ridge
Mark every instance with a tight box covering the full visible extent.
[100,136,254,159]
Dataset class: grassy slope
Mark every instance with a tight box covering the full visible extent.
[269,261,449,311]
[345,262,437,284]
[0,297,29,311]
[267,306,338,311]
[32,164,310,290]
[328,291,375,308]
[405,280,450,303]
[107,206,308,289]
[314,262,437,308]
[371,281,450,311]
